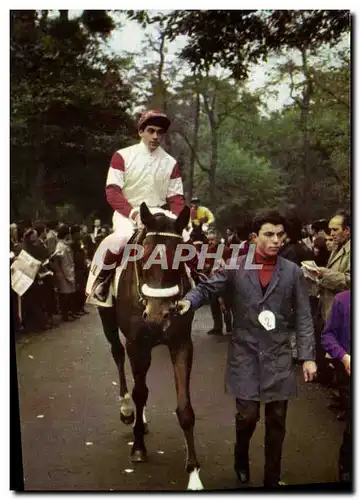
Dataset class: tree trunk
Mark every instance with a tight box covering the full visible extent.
[59,10,69,22]
[299,45,313,211]
[209,128,218,209]
[186,92,200,203]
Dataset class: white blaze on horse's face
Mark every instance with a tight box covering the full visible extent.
[142,294,177,330]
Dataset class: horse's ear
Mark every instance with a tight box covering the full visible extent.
[140,202,156,229]
[174,206,190,234]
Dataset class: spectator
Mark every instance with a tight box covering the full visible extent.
[91,218,102,243]
[94,225,111,250]
[54,225,77,321]
[33,221,47,246]
[224,227,241,247]
[324,229,336,254]
[321,290,351,483]
[80,224,95,261]
[10,223,19,252]
[317,210,351,322]
[313,235,330,267]
[312,219,329,239]
[15,229,51,331]
[302,222,315,251]
[279,214,314,266]
[70,225,89,315]
[202,231,232,335]
[46,220,59,255]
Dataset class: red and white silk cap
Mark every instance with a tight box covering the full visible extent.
[138,109,171,131]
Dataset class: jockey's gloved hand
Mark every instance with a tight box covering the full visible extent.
[176,299,192,316]
[129,208,142,228]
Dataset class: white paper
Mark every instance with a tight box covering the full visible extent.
[301,260,320,283]
[11,250,42,296]
[258,310,276,331]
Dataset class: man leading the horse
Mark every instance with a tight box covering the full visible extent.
[87,109,187,305]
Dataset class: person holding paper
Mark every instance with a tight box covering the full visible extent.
[176,209,316,487]
[316,211,350,322]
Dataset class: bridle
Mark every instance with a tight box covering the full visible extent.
[133,230,186,309]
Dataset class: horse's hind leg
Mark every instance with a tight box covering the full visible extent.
[98,306,134,425]
[126,341,151,462]
[169,340,203,490]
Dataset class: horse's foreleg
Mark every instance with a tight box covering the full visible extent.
[169,341,203,490]
[126,342,151,462]
[98,306,134,424]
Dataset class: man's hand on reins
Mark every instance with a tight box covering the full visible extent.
[176,300,192,316]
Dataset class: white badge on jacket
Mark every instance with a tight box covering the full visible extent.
[258,310,276,331]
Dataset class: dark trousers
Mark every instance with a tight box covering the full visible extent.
[339,415,351,482]
[210,298,223,331]
[59,293,73,320]
[235,398,288,486]
[333,360,350,413]
[331,361,351,482]
[314,307,334,386]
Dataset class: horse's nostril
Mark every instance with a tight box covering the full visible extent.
[163,312,169,320]
[142,311,148,320]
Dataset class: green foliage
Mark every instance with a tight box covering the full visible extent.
[10,11,350,229]
[128,10,350,79]
[11,10,136,222]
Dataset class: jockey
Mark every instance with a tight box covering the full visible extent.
[190,197,215,231]
[88,109,187,305]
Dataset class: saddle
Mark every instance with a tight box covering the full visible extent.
[86,229,143,308]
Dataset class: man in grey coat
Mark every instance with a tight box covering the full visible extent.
[178,210,317,487]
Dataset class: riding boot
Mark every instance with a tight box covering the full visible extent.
[93,268,115,303]
[91,248,121,304]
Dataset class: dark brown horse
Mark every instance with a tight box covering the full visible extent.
[97,203,203,490]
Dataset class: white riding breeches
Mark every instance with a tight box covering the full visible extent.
[85,208,190,295]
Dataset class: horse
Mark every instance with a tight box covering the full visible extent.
[189,223,208,251]
[97,202,204,490]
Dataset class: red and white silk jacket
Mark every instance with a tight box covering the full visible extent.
[105,141,185,218]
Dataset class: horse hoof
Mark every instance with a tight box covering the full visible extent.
[131,449,148,463]
[144,423,149,435]
[120,411,135,425]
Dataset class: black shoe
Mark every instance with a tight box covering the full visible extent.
[207,328,223,336]
[223,310,232,332]
[264,480,286,488]
[336,410,346,421]
[327,402,342,410]
[339,471,351,483]
[234,444,249,483]
[236,469,249,483]
[62,315,75,322]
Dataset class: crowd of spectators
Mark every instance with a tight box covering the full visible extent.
[10,219,112,333]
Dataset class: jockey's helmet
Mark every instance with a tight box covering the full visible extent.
[191,197,200,204]
[138,109,171,132]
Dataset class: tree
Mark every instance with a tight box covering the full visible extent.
[127,10,350,79]
[11,10,135,221]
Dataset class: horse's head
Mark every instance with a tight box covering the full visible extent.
[137,202,190,331]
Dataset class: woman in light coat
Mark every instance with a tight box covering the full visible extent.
[54,225,76,321]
